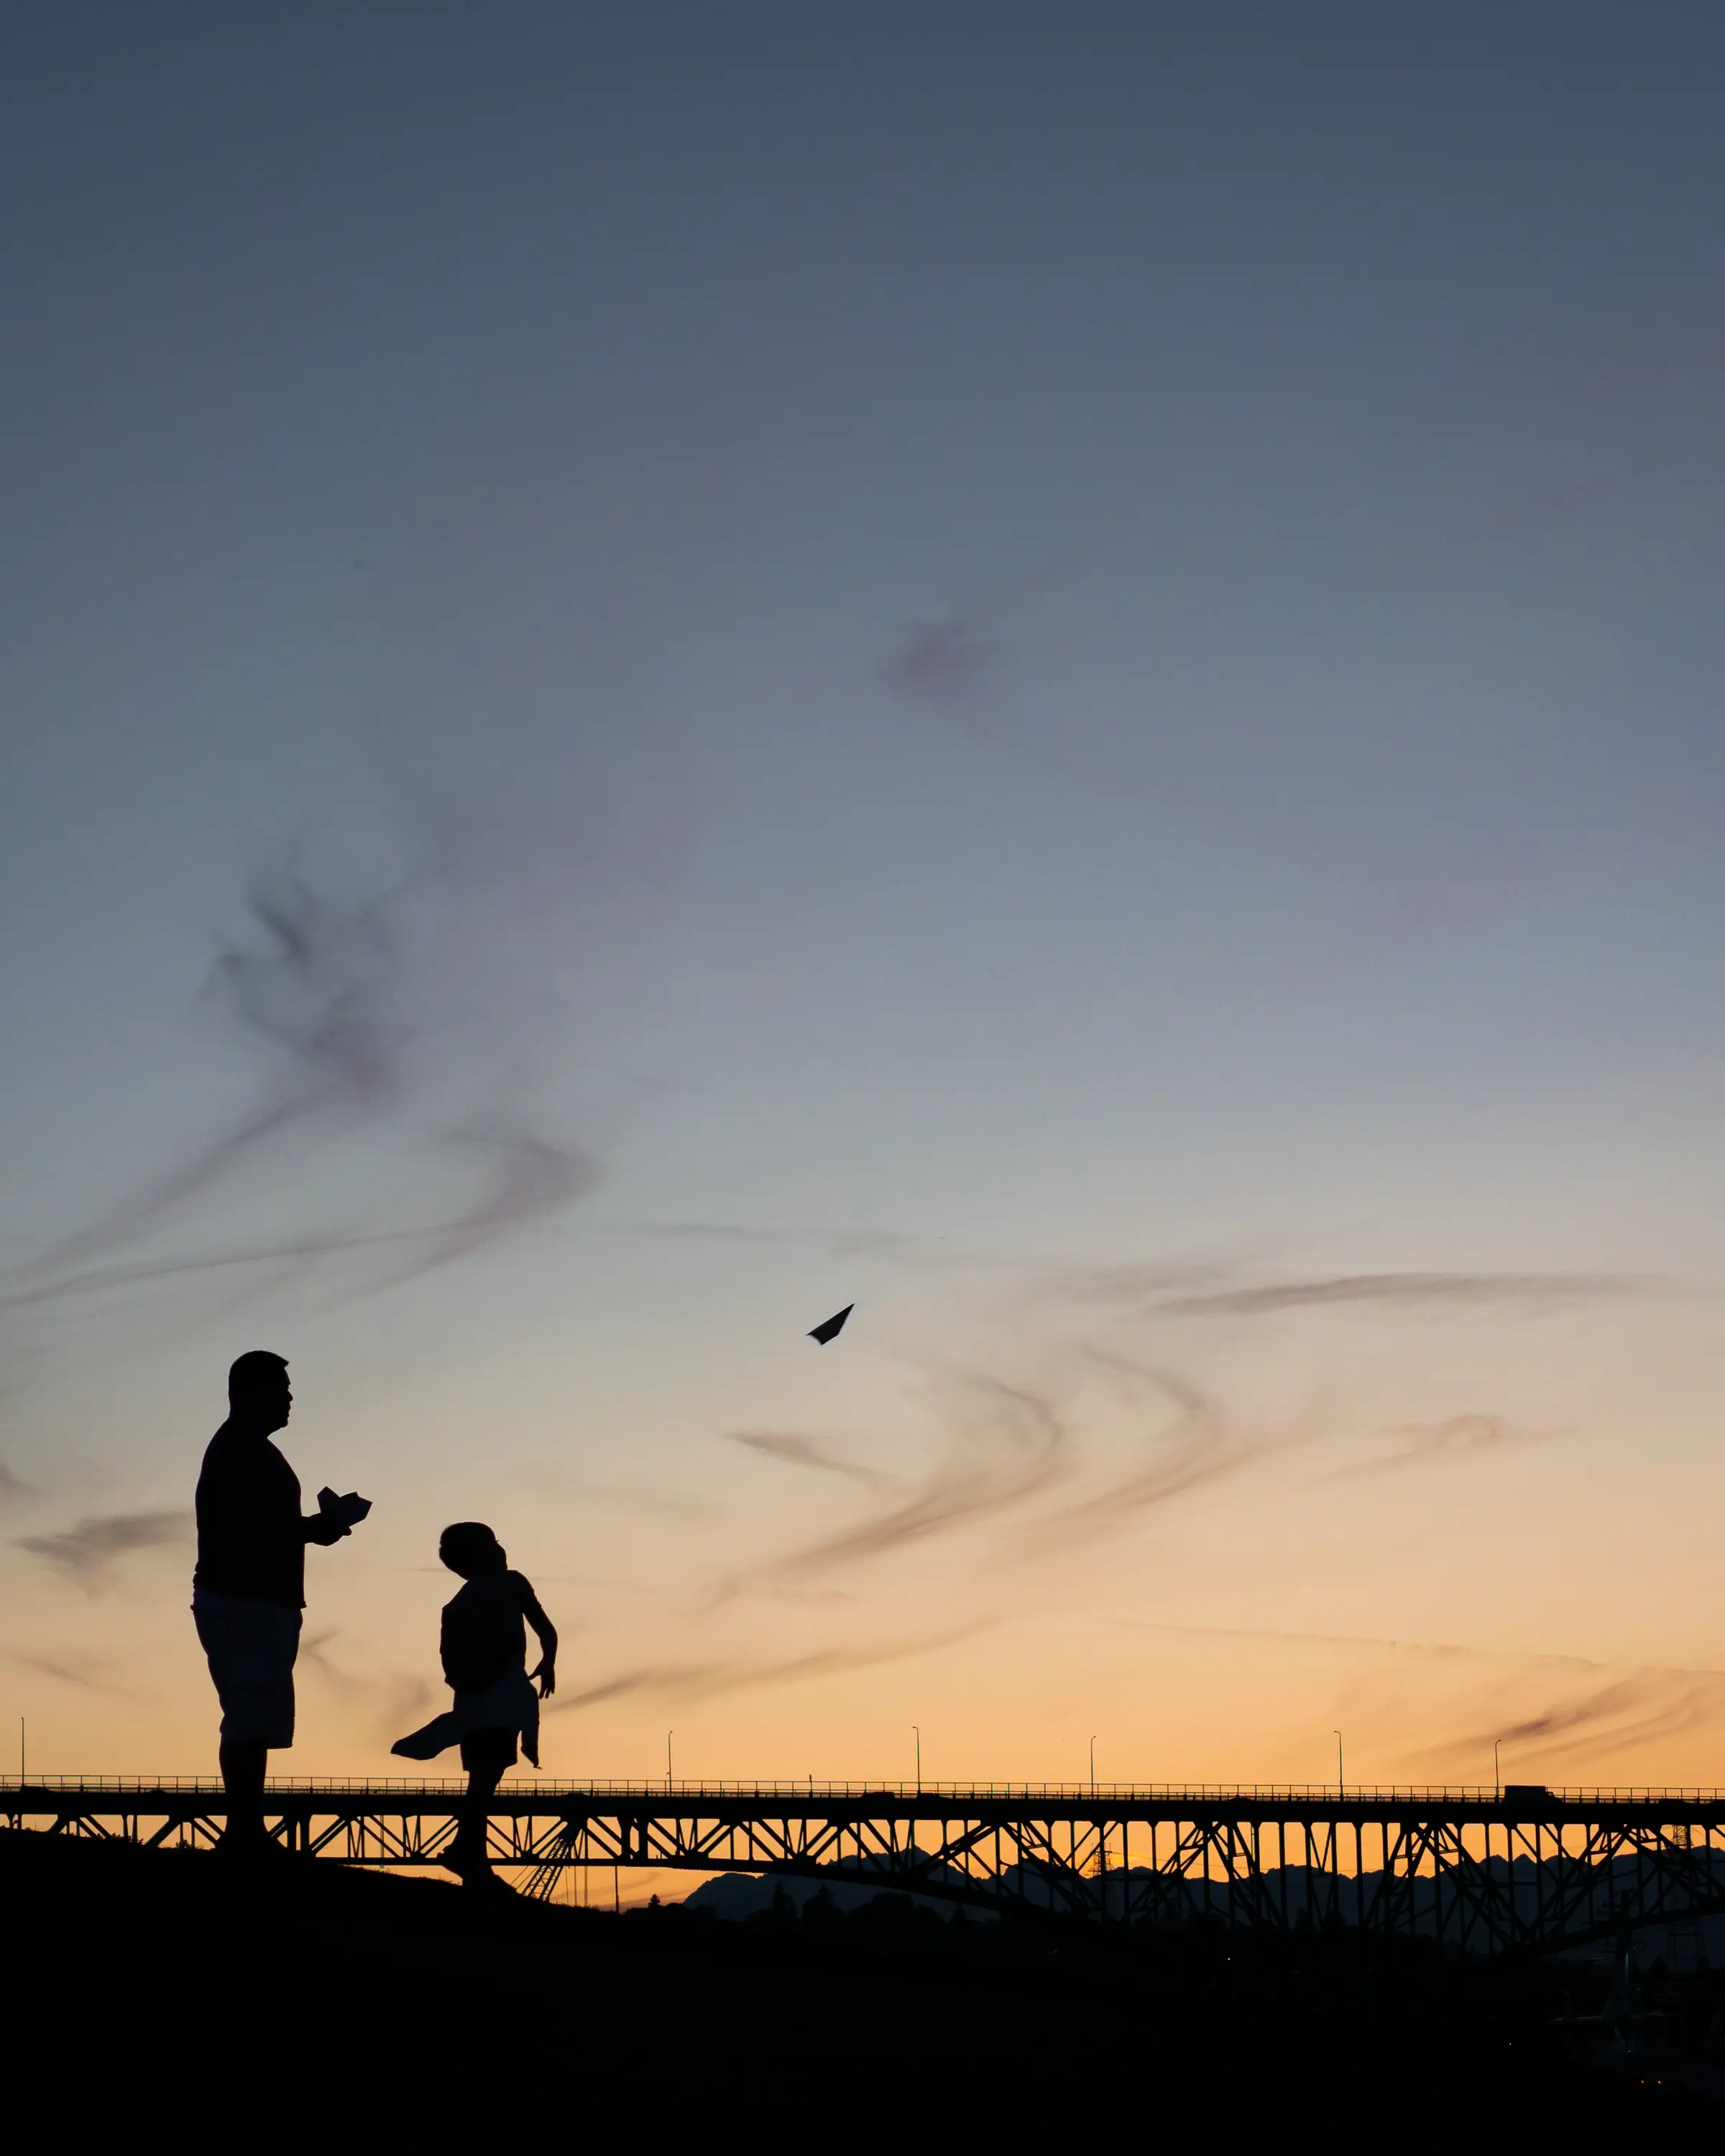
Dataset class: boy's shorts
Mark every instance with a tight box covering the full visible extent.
[459,1726,520,1774]
[193,1591,302,1748]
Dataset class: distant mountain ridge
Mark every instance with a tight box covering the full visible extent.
[680,1848,1725,1966]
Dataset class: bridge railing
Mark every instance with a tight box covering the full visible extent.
[5,1775,1725,1805]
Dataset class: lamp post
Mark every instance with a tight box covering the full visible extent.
[1334,1729,1343,1795]
[912,1724,921,1794]
[666,1730,673,1791]
[1494,1738,1501,1799]
[1090,1736,1098,1793]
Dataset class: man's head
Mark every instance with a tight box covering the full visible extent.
[228,1350,291,1434]
[439,1521,506,1580]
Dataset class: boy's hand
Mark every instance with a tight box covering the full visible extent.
[531,1657,556,1699]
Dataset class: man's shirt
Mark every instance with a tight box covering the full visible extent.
[193,1422,344,1611]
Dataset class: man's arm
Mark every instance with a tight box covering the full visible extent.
[305,1488,371,1546]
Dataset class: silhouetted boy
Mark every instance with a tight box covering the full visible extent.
[391,1521,557,1886]
[193,1350,371,1856]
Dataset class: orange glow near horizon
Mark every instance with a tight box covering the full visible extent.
[9,1269,1725,1810]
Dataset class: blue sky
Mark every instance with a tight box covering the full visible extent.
[4,4,1725,1797]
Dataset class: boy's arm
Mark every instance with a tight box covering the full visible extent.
[520,1580,558,1697]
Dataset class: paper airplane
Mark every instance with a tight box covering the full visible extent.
[807,1304,853,1345]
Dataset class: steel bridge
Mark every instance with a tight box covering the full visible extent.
[8,1777,1725,1955]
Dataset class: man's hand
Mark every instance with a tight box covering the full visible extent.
[530,1657,556,1700]
[317,1487,372,1534]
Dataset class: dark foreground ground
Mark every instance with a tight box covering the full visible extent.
[1,1828,1718,2145]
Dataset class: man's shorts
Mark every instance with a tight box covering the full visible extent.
[192,1591,302,1749]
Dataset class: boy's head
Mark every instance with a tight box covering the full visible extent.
[439,1521,506,1579]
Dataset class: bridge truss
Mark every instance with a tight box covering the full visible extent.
[7,1779,1725,1955]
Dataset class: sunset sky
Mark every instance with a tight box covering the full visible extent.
[5,4,1725,1817]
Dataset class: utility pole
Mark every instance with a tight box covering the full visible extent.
[1090,1735,1098,1792]
[1334,1729,1343,1795]
[912,1724,921,1794]
[1494,1738,1501,1798]
[666,1731,673,1791]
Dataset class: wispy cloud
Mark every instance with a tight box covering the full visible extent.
[1491,1678,1668,1746]
[10,1651,124,1692]
[369,1131,598,1288]
[501,1462,713,1523]
[33,873,405,1279]
[1024,1361,1246,1551]
[16,1507,191,1590]
[737,1376,1069,1588]
[1387,1411,1509,1454]
[1110,1616,1725,1773]
[626,1220,788,1246]
[622,1218,1016,1274]
[617,1230,1647,1334]
[883,552,1090,717]
[622,1220,1252,1318]
[1440,1667,1725,1769]
[1337,1413,1536,1478]
[4,1226,431,1311]
[299,1626,434,1742]
[0,1461,30,1503]
[1165,1272,1652,1317]
[880,563,1431,918]
[1463,444,1688,550]
[1028,1259,1241,1309]
[298,1628,359,1690]
[726,1430,890,1485]
[886,612,1000,709]
[14,871,597,1314]
[551,1621,990,1713]
[1110,1615,1586,1669]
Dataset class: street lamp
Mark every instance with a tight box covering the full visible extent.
[1090,1735,1098,1793]
[1334,1729,1343,1795]
[1494,1738,1501,1799]
[912,1724,921,1794]
[666,1730,673,1791]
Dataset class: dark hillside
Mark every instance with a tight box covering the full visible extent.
[0,1830,1711,2142]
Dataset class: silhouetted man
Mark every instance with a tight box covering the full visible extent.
[193,1351,370,1856]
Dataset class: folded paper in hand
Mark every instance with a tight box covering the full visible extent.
[318,1487,372,1531]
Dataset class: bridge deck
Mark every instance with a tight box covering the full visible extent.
[7,1776,1725,1814]
[8,1779,1725,1952]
